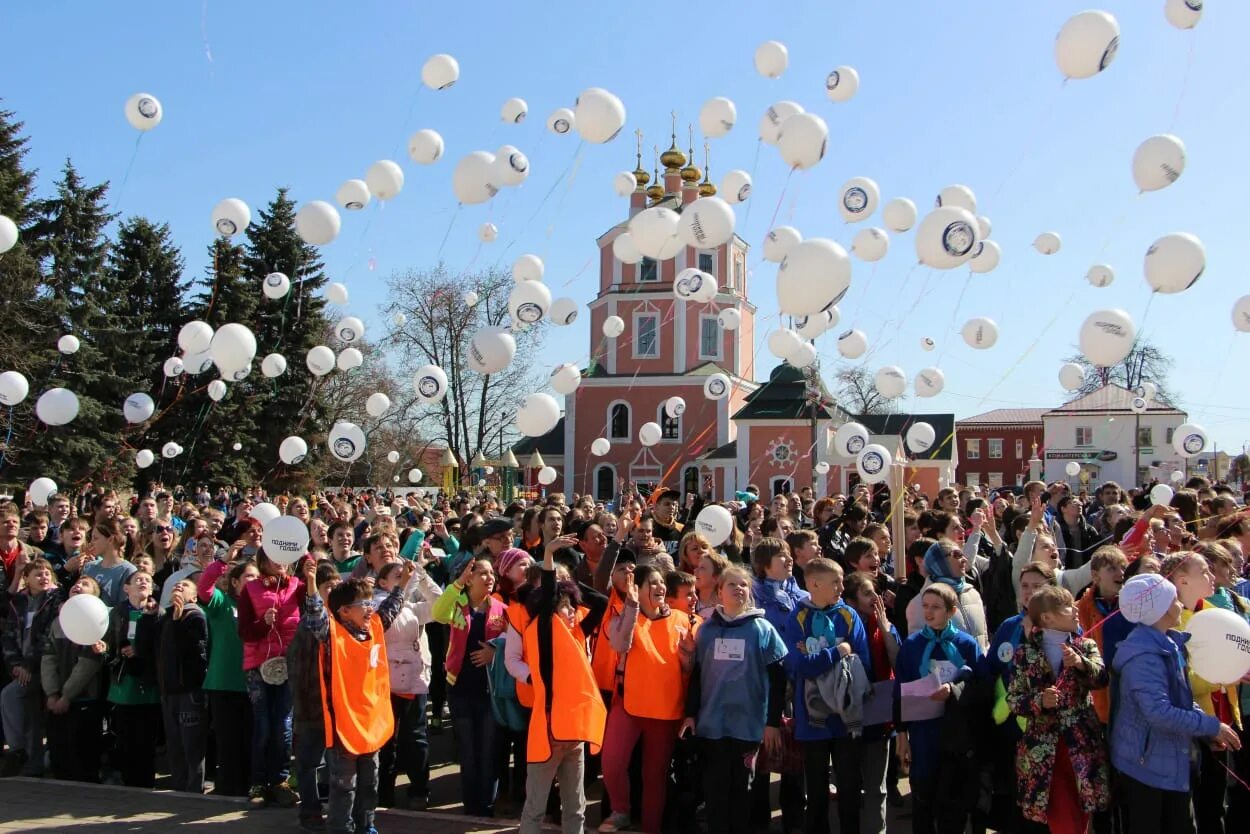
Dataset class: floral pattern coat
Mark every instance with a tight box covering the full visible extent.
[1005,630,1111,823]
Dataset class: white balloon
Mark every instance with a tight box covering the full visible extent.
[1173,423,1207,458]
[788,342,818,368]
[493,145,530,187]
[137,447,156,467]
[699,97,737,138]
[763,226,802,263]
[262,271,291,300]
[335,316,365,343]
[1232,295,1250,333]
[279,436,308,465]
[123,393,155,423]
[1144,232,1204,294]
[1141,382,1158,402]
[57,335,80,355]
[777,238,851,316]
[227,363,253,383]
[969,240,1001,274]
[718,309,741,330]
[1059,362,1086,391]
[1055,10,1120,80]
[464,290,480,306]
[547,108,575,135]
[306,345,335,376]
[261,353,287,378]
[421,53,459,90]
[906,422,936,454]
[679,197,736,248]
[0,215,17,254]
[815,461,830,475]
[406,128,444,165]
[183,350,213,375]
[452,151,500,205]
[914,367,945,398]
[961,317,999,349]
[262,515,310,565]
[386,450,401,464]
[574,88,626,144]
[550,297,579,326]
[414,365,449,402]
[1087,265,1115,288]
[703,372,731,400]
[777,113,828,170]
[365,160,404,201]
[600,315,625,338]
[638,421,662,447]
[851,227,889,262]
[207,323,256,375]
[975,216,992,239]
[694,505,734,547]
[839,177,880,223]
[249,502,280,524]
[882,198,918,233]
[0,371,29,406]
[759,101,804,145]
[513,253,544,283]
[500,97,528,124]
[212,198,250,237]
[837,329,868,359]
[767,328,803,360]
[474,225,497,247]
[591,437,611,456]
[1132,134,1185,192]
[1079,308,1136,367]
[509,280,552,325]
[629,206,683,259]
[665,397,686,418]
[614,171,638,197]
[935,185,977,214]
[550,363,582,396]
[721,169,753,204]
[207,379,228,402]
[875,366,906,399]
[796,311,830,340]
[856,444,893,484]
[612,232,643,265]
[336,347,363,372]
[1034,232,1062,255]
[336,179,371,211]
[921,337,936,352]
[325,282,349,305]
[124,93,162,131]
[1185,608,1250,685]
[754,40,788,78]
[328,421,366,462]
[365,392,391,417]
[825,66,860,102]
[408,468,424,484]
[537,466,558,486]
[28,477,57,507]
[163,357,184,378]
[1170,469,1185,483]
[1129,394,1148,414]
[1164,0,1203,30]
[467,327,516,374]
[1066,461,1082,478]
[915,207,980,269]
[1150,482,1174,506]
[162,441,182,459]
[295,201,341,246]
[58,594,110,646]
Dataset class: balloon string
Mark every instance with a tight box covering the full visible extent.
[764,168,795,234]
[741,140,763,229]
[111,134,144,215]
[497,140,583,262]
[0,406,13,471]
[435,205,461,262]
[540,142,586,263]
[1169,30,1198,132]
[990,82,1064,202]
[936,274,973,365]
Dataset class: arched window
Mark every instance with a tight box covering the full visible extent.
[608,401,631,440]
[594,464,617,502]
[658,403,681,441]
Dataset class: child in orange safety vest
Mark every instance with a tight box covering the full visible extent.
[300,557,414,834]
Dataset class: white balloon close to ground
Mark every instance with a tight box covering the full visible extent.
[612,232,643,265]
[1087,265,1115,288]
[537,466,558,486]
[262,516,311,565]
[550,297,579,326]
[279,436,308,465]
[839,177,880,223]
[325,282,349,305]
[915,207,980,269]
[1185,608,1250,685]
[306,345,335,376]
[295,201,341,246]
[1059,362,1086,391]
[638,422,662,447]
[833,422,870,458]
[0,371,29,406]
[546,108,575,135]
[208,323,257,376]
[699,97,737,138]
[1144,232,1205,294]
[754,40,788,79]
[882,198,917,233]
[249,502,280,525]
[837,329,869,360]
[718,309,741,330]
[875,366,907,399]
[550,363,582,396]
[969,240,1001,274]
[509,280,552,325]
[825,66,860,102]
[851,228,889,262]
[328,422,367,462]
[421,54,459,90]
[207,379,228,402]
[0,215,18,254]
[703,372,731,400]
[336,179,371,211]
[1055,10,1120,80]
[57,335,80,355]
[478,223,498,244]
[721,169,753,204]
[466,327,516,374]
[493,145,530,187]
[261,353,287,378]
[590,437,611,457]
[1150,483,1174,506]
[135,448,154,468]
[365,392,392,417]
[124,93,163,131]
[122,393,155,423]
[914,368,945,398]
[1164,0,1203,30]
[1132,134,1186,192]
[602,316,625,339]
[1079,309,1136,367]
[573,88,627,144]
[365,160,405,201]
[500,97,528,124]
[613,172,638,197]
[1232,296,1250,333]
[58,595,110,646]
[1034,232,1062,255]
[163,357,184,378]
[935,185,977,213]
[767,328,804,361]
[758,101,803,146]
[815,461,830,476]
[777,238,851,316]
[961,317,999,350]
[413,364,449,403]
[629,207,683,259]
[856,444,893,485]
[464,290,479,307]
[407,129,445,165]
[212,198,251,237]
[678,197,736,248]
[162,442,182,459]
[763,226,802,263]
[1173,423,1208,458]
[263,271,291,300]
[28,477,57,507]
[906,422,937,454]
[336,348,363,372]
[408,468,423,484]
[665,397,686,419]
[1066,461,1082,478]
[386,450,401,464]
[776,113,828,170]
[1170,469,1185,483]
[452,151,500,205]
[694,505,734,547]
[183,351,213,375]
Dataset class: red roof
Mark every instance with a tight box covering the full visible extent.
[956,408,1048,426]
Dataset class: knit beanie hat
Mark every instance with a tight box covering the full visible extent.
[1119,573,1178,626]
[495,547,532,581]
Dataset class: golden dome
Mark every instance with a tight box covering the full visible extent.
[646,181,665,201]
[698,179,717,197]
[680,146,702,183]
[697,139,716,195]
[633,166,650,187]
[660,141,686,171]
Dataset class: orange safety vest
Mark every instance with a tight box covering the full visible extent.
[507,600,535,708]
[623,612,692,721]
[319,616,395,754]
[591,591,623,692]
[524,614,606,763]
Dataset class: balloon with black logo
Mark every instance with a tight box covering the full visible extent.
[856,444,892,485]
[547,108,575,135]
[721,169,753,204]
[262,272,290,300]
[839,177,880,223]
[407,129,444,165]
[414,365,449,403]
[1144,232,1204,294]
[1079,309,1136,367]
[421,54,459,90]
[466,327,516,374]
[1055,10,1120,80]
[212,199,250,237]
[777,238,851,316]
[124,93,163,131]
[328,422,366,462]
[915,207,980,269]
[573,88,626,144]
[508,281,551,325]
[500,97,528,124]
[699,97,737,138]
[336,179,371,211]
[493,145,530,187]
[704,372,731,401]
[825,66,860,102]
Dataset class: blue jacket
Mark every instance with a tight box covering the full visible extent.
[780,598,870,741]
[893,626,982,779]
[1110,624,1219,792]
[753,576,809,635]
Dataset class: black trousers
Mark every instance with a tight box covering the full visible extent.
[802,737,863,834]
[1229,726,1250,820]
[47,701,103,782]
[1195,743,1228,834]
[701,738,758,834]
[1117,770,1194,834]
[426,624,447,718]
[379,693,430,802]
[910,753,975,834]
[111,703,160,788]
[208,691,252,796]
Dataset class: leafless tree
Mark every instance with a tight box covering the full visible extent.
[1065,340,1177,405]
[833,365,897,415]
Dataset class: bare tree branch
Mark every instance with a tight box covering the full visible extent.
[1064,339,1177,405]
[832,364,897,415]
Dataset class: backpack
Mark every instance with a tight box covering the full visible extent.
[485,635,529,733]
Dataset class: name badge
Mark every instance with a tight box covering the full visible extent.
[127,619,137,640]
[713,637,746,662]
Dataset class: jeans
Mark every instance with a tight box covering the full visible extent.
[520,740,585,834]
[601,697,678,834]
[803,736,866,834]
[450,692,497,815]
[161,691,208,793]
[0,678,43,770]
[859,737,890,834]
[295,724,326,814]
[378,693,429,803]
[700,738,758,834]
[207,691,251,796]
[1117,769,1195,834]
[326,743,379,834]
[245,670,293,788]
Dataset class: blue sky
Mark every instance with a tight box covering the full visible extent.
[4,1,1248,455]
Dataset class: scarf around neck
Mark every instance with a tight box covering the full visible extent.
[919,620,964,676]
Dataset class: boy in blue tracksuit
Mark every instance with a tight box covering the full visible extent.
[779,558,871,834]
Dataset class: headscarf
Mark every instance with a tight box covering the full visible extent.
[923,541,967,593]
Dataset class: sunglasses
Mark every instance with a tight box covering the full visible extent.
[341,599,376,612]
[155,525,174,533]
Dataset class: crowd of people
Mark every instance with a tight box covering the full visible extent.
[1,474,1248,834]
